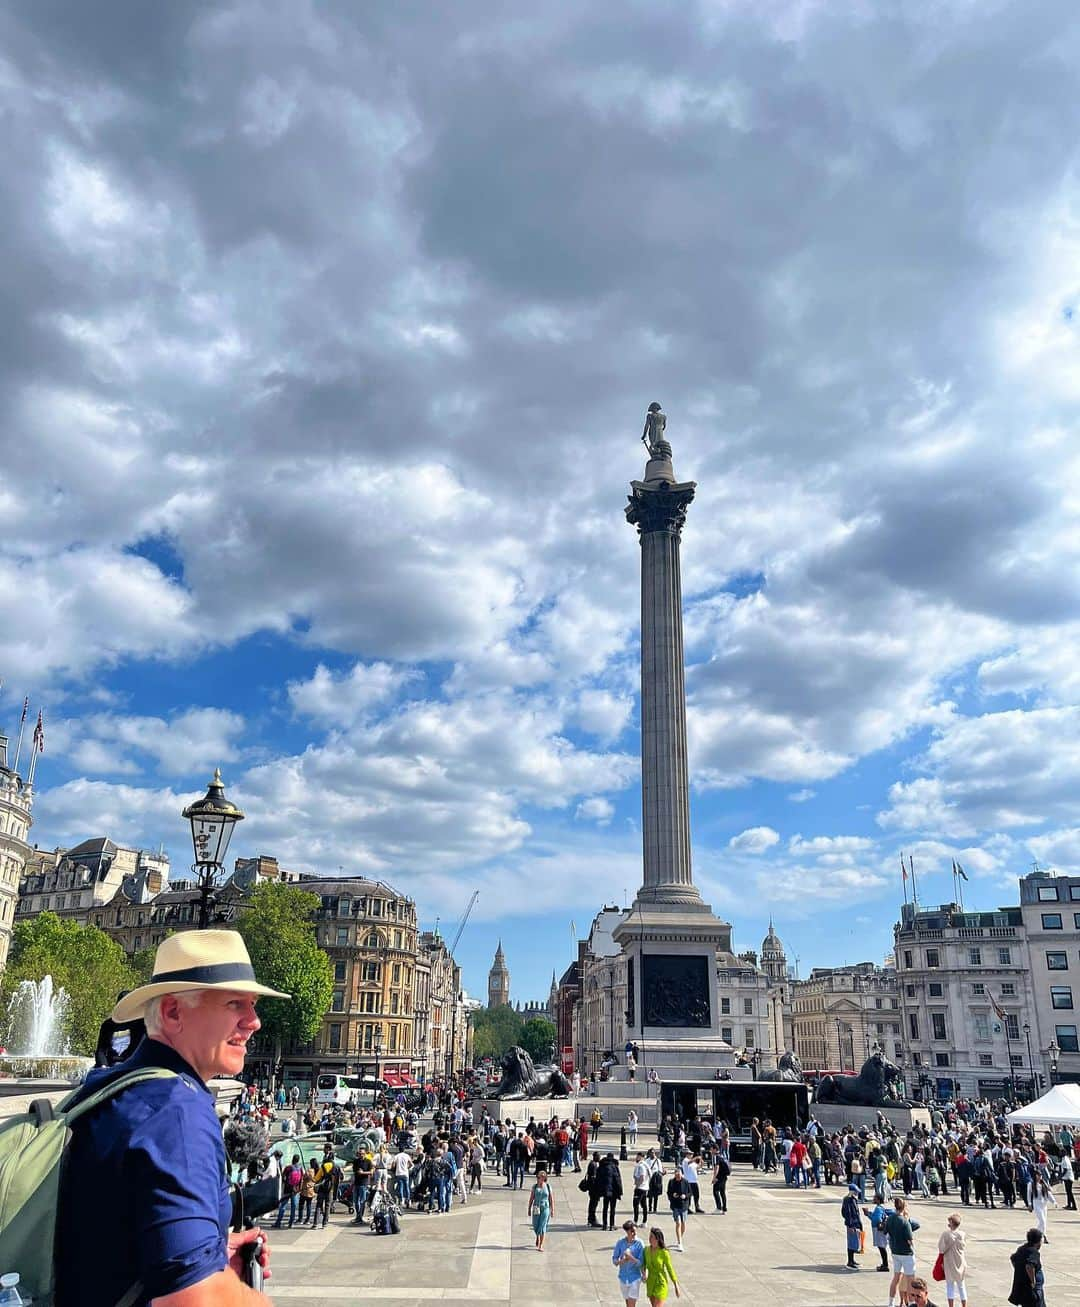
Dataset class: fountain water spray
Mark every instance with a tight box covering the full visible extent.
[4,975,70,1056]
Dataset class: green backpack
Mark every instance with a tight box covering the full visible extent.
[0,1067,176,1306]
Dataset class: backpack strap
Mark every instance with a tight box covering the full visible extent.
[61,1068,179,1126]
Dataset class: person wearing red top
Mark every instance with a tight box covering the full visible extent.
[790,1138,808,1188]
[577,1119,590,1172]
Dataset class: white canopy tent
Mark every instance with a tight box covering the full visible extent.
[1006,1082,1080,1127]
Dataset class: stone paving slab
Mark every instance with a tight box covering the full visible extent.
[267,1163,1080,1304]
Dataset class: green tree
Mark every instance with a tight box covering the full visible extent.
[519,1016,557,1065]
[236,882,333,1069]
[1,912,137,1055]
[471,1004,524,1061]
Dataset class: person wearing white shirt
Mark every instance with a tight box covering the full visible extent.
[632,1153,649,1223]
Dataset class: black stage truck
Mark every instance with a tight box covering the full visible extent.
[658,1079,809,1158]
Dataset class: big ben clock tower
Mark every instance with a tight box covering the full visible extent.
[487,940,510,1008]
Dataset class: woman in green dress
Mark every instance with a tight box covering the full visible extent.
[528,1169,554,1251]
[644,1227,681,1304]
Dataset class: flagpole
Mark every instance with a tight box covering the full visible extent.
[12,698,28,775]
[909,855,918,908]
[900,852,909,906]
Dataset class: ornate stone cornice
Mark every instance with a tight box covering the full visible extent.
[625,480,696,539]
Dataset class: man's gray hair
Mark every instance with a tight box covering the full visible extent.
[143,990,206,1036]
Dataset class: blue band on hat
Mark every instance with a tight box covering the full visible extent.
[151,962,257,985]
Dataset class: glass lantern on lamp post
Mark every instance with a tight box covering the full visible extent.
[182,768,245,928]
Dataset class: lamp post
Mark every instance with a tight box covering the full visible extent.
[1047,1039,1060,1085]
[835,1018,844,1071]
[1023,1022,1035,1101]
[374,1026,384,1090]
[182,768,245,928]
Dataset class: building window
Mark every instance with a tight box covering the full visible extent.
[934,1052,950,1067]
[392,963,401,985]
[366,931,380,947]
[972,982,985,995]
[331,991,344,1012]
[998,948,1011,965]
[903,951,913,969]
[875,998,882,1009]
[929,983,943,997]
[979,1053,994,1067]
[1074,914,1080,930]
[328,1025,342,1052]
[968,948,982,966]
[1042,914,1063,930]
[1051,986,1074,1010]
[1055,1024,1079,1053]
[926,950,940,969]
[744,1029,754,1046]
[390,992,399,1014]
[1038,885,1060,901]
[908,1014,919,1039]
[905,984,916,998]
[1071,886,1080,901]
[743,998,753,1015]
[336,928,349,946]
[389,1026,398,1052]
[1001,983,1016,995]
[334,960,346,982]
[371,899,382,916]
[721,1026,733,1043]
[1010,1053,1024,1067]
[361,962,380,982]
[931,1013,947,1040]
[1047,951,1069,971]
[1006,1014,1020,1040]
[974,1014,990,1040]
[338,898,351,917]
[721,998,730,1014]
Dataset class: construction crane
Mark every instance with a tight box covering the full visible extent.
[444,890,478,1089]
[448,889,479,960]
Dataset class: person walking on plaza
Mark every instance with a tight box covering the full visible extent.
[612,1219,646,1307]
[586,1151,603,1227]
[863,1195,891,1272]
[528,1168,554,1252]
[599,1151,624,1231]
[1008,1229,1045,1307]
[352,1147,374,1224]
[681,1154,703,1213]
[842,1184,863,1271]
[646,1148,664,1213]
[711,1151,730,1213]
[633,1152,650,1224]
[1032,1176,1056,1244]
[666,1165,691,1252]
[627,1108,639,1147]
[299,1159,318,1225]
[1059,1150,1076,1210]
[643,1227,681,1305]
[885,1195,920,1307]
[937,1213,968,1307]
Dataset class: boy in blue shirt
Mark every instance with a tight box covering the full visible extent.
[612,1219,645,1304]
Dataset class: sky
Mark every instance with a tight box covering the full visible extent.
[2,0,1080,1006]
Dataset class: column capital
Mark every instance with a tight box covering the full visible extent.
[625,480,696,539]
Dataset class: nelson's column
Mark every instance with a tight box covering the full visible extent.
[612,403,736,1072]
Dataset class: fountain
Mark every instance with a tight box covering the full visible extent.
[0,976,93,1092]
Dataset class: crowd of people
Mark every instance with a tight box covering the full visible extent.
[230,1055,1076,1306]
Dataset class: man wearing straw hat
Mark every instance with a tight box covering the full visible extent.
[56,930,291,1306]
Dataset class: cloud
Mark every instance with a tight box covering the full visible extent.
[729,825,780,853]
[288,662,416,723]
[49,708,246,779]
[576,797,614,825]
[878,708,1080,838]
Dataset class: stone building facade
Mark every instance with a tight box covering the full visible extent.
[0,734,32,973]
[790,962,900,1073]
[1019,869,1080,1087]
[894,901,1035,1099]
[19,838,169,930]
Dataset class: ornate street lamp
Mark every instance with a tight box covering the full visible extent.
[1047,1039,1060,1085]
[182,769,245,928]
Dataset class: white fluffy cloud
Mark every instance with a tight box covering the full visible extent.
[729,825,780,853]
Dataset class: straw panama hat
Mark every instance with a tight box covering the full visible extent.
[112,929,290,1024]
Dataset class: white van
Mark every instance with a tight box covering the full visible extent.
[315,1073,354,1106]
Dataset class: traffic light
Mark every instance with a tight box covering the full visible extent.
[1039,1073,1046,1088]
